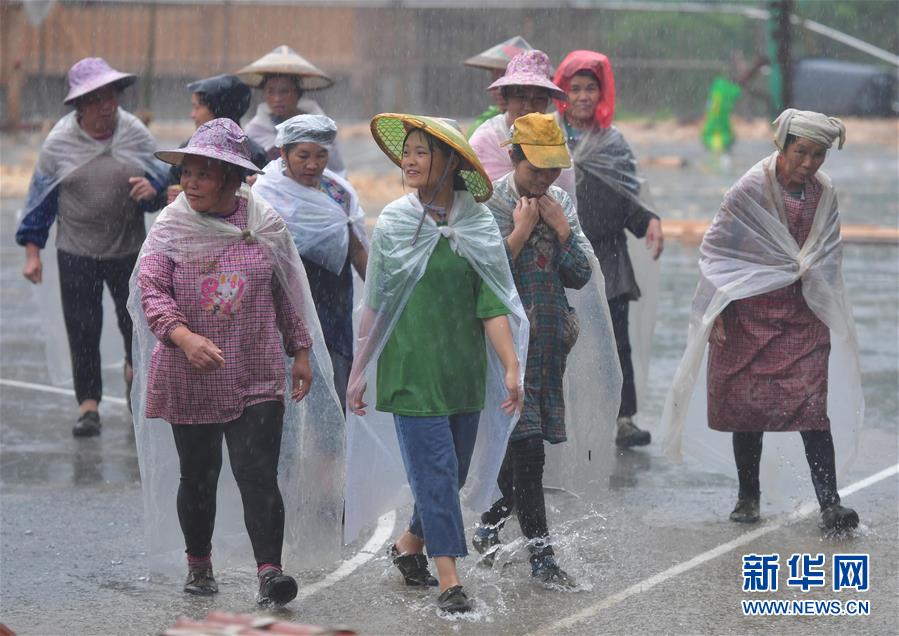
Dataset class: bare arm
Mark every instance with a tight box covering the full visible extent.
[347,305,381,415]
[349,230,368,281]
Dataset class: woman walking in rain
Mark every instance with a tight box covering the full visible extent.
[16,57,166,436]
[253,114,368,411]
[462,35,533,138]
[472,113,593,586]
[166,74,267,203]
[132,118,344,605]
[553,50,663,448]
[469,50,575,197]
[345,114,526,614]
[236,45,346,175]
[662,109,862,531]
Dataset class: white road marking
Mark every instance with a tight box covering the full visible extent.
[0,377,128,405]
[529,462,899,635]
[297,511,397,601]
[1,376,398,600]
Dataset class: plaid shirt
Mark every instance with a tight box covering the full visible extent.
[138,198,312,425]
[488,177,592,442]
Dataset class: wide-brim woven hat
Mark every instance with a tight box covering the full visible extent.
[464,35,534,71]
[235,45,334,91]
[63,57,136,105]
[487,50,567,101]
[155,118,264,174]
[370,113,493,202]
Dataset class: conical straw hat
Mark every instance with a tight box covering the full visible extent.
[464,36,534,71]
[371,113,493,202]
[235,45,333,91]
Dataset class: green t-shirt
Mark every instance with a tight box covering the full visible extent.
[376,236,509,416]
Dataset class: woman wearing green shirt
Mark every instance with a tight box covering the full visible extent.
[346,114,525,615]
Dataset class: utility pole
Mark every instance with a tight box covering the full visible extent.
[766,0,793,114]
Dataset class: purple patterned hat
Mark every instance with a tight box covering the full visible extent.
[486,50,567,101]
[155,118,263,174]
[63,57,136,105]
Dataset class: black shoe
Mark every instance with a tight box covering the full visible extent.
[530,553,576,588]
[389,544,438,587]
[257,566,298,606]
[820,503,859,531]
[437,585,472,614]
[729,497,760,523]
[615,417,651,448]
[73,411,101,438]
[183,565,218,595]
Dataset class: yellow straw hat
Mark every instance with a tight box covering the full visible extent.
[370,113,493,202]
[501,112,571,169]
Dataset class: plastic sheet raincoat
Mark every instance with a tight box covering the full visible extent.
[342,190,529,543]
[661,153,863,507]
[487,173,623,491]
[252,160,368,277]
[560,119,661,416]
[127,184,345,574]
[16,108,167,385]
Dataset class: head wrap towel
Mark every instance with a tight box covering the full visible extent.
[275,114,338,149]
[773,108,846,151]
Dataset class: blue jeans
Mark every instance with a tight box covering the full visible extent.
[393,412,480,558]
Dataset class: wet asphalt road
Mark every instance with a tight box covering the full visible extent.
[1,129,896,635]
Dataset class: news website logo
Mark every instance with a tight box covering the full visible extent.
[740,553,870,616]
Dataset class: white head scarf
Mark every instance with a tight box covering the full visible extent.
[772,108,846,151]
[275,113,337,149]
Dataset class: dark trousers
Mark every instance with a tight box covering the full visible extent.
[732,430,840,508]
[170,401,286,566]
[329,348,352,415]
[481,436,552,555]
[57,250,136,404]
[608,296,637,417]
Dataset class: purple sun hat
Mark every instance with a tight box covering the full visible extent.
[486,50,567,101]
[63,57,136,105]
[155,118,264,174]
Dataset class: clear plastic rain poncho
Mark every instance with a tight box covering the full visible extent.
[127,184,345,574]
[252,160,368,275]
[21,108,167,385]
[487,174,623,492]
[660,153,863,508]
[245,97,347,176]
[564,120,662,418]
[343,191,529,543]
